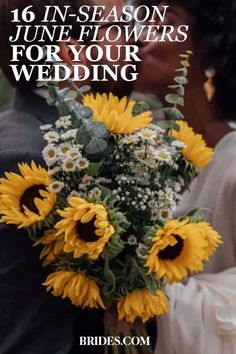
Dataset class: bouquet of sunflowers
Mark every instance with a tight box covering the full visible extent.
[0,52,222,352]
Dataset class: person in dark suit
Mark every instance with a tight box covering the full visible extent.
[0,0,135,353]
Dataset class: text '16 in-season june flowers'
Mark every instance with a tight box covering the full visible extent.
[0,52,222,354]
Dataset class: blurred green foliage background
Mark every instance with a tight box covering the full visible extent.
[0,71,14,112]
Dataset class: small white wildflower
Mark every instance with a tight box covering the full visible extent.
[48,181,65,193]
[149,123,165,134]
[136,243,149,260]
[76,157,89,170]
[58,142,71,156]
[61,129,77,141]
[134,149,146,161]
[62,158,77,172]
[68,147,82,160]
[55,116,72,129]
[139,128,156,140]
[42,144,59,166]
[171,140,186,149]
[121,134,139,145]
[90,187,102,199]
[43,131,60,143]
[154,149,172,163]
[40,124,52,132]
[127,235,137,246]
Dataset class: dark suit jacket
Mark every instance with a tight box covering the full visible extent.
[0,90,104,354]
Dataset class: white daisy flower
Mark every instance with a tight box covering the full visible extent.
[40,124,52,132]
[171,140,186,149]
[59,142,71,155]
[90,187,102,199]
[62,158,77,172]
[149,123,165,134]
[134,149,146,161]
[121,134,139,145]
[76,157,89,170]
[43,131,60,143]
[55,116,72,130]
[153,149,172,163]
[139,128,156,140]
[42,144,59,165]
[61,129,77,141]
[68,147,82,160]
[48,181,65,193]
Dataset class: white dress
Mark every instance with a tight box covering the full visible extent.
[155,131,236,354]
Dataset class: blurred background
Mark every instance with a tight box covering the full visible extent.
[0,71,14,112]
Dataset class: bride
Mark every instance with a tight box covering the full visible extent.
[135,0,236,353]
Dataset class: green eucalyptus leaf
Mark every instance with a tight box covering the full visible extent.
[58,103,71,116]
[87,161,103,177]
[76,125,92,145]
[85,138,107,154]
[180,60,190,68]
[175,67,188,77]
[174,76,189,85]
[81,107,93,120]
[165,94,184,107]
[162,107,184,120]
[86,121,108,139]
[157,120,180,131]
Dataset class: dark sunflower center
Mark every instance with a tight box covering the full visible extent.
[76,217,99,243]
[20,184,46,215]
[158,235,184,260]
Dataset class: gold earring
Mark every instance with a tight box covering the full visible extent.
[203,68,216,102]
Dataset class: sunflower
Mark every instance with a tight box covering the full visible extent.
[117,289,169,323]
[146,219,222,284]
[55,197,115,260]
[170,120,214,168]
[34,229,65,266]
[44,271,105,309]
[0,162,56,228]
[83,93,152,134]
[194,222,222,260]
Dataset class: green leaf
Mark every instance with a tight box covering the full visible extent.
[162,107,184,120]
[87,161,103,177]
[168,85,185,97]
[175,67,188,77]
[86,121,108,139]
[101,234,124,261]
[180,60,190,68]
[76,125,92,145]
[174,76,189,85]
[103,259,116,294]
[156,120,180,131]
[85,139,107,157]
[165,94,184,106]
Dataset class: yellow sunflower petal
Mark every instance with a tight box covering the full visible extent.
[83,93,153,135]
[44,271,105,309]
[170,120,214,168]
[117,289,169,323]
